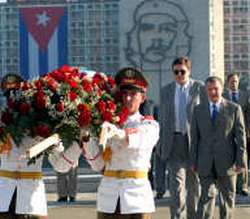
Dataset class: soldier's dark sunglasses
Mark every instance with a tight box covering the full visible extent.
[173,69,186,76]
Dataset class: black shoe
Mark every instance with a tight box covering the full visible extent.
[69,196,76,202]
[155,192,164,199]
[57,197,67,202]
[240,190,249,196]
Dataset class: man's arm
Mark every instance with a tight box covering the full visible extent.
[234,105,247,169]
[244,91,250,138]
[190,107,199,171]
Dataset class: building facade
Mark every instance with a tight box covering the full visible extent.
[1,0,249,80]
[224,0,250,89]
[0,0,120,79]
[0,0,231,102]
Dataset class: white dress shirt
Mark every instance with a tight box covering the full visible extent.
[175,80,192,133]
[209,99,222,116]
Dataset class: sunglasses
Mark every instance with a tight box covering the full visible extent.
[173,69,186,76]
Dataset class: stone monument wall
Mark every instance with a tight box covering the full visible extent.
[120,0,224,103]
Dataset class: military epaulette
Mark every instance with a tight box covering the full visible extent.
[141,115,155,121]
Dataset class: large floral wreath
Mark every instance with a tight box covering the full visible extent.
[0,65,128,152]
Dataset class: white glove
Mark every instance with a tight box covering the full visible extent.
[102,122,126,140]
[51,142,64,154]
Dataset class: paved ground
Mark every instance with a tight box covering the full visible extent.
[47,193,250,219]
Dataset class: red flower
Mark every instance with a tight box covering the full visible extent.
[117,107,129,126]
[77,110,92,127]
[92,73,103,85]
[1,111,13,125]
[98,100,106,112]
[102,111,113,122]
[107,100,116,112]
[59,65,76,74]
[69,91,77,101]
[93,73,106,90]
[68,80,78,89]
[47,78,58,92]
[35,91,46,109]
[55,102,64,112]
[21,82,31,91]
[77,103,87,112]
[18,102,30,115]
[107,76,115,88]
[34,80,43,90]
[96,87,103,97]
[48,70,65,82]
[77,103,92,127]
[34,124,51,138]
[81,80,93,92]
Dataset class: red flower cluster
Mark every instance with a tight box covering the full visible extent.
[0,65,128,148]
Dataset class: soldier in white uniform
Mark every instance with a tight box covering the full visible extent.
[82,67,160,219]
[0,138,81,219]
[0,75,82,219]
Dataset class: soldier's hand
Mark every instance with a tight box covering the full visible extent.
[102,122,126,139]
[51,142,64,153]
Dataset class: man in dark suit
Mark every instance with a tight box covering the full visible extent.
[191,76,246,219]
[223,73,250,196]
[157,57,205,218]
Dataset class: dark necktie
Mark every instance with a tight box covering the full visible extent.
[211,104,217,125]
[232,92,238,103]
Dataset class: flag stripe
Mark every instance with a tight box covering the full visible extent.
[19,14,29,80]
[19,7,68,80]
[58,9,68,67]
[39,48,48,76]
[48,28,58,72]
[28,34,39,79]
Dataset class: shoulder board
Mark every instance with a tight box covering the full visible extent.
[141,115,155,121]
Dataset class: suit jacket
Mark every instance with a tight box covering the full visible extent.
[223,89,250,138]
[190,98,246,176]
[157,79,206,160]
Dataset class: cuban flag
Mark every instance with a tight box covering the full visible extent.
[19,7,68,80]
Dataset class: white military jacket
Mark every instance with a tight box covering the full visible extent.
[87,112,160,214]
[0,137,81,216]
